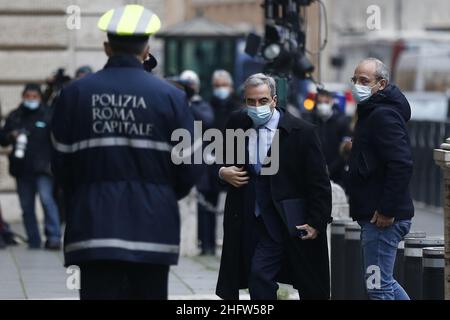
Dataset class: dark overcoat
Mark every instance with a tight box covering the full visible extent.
[216,108,332,300]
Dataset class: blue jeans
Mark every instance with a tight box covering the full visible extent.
[358,219,411,300]
[17,175,61,247]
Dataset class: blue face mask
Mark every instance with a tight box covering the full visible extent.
[213,87,231,100]
[23,100,40,110]
[246,103,274,127]
[351,82,379,103]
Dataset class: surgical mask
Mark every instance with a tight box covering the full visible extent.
[246,104,273,127]
[316,103,333,120]
[213,87,231,100]
[23,100,40,110]
[351,83,379,103]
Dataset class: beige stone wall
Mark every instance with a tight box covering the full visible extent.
[0,0,260,120]
[305,1,321,82]
[186,0,263,33]
[0,0,168,112]
[433,145,450,299]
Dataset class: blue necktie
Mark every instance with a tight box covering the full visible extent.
[254,131,262,174]
[254,130,262,217]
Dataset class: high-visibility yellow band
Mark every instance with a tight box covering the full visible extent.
[97,4,161,36]
[146,14,161,35]
[97,9,114,31]
[115,4,144,36]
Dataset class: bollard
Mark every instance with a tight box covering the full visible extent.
[395,231,426,287]
[434,140,450,299]
[330,218,352,300]
[344,223,366,300]
[422,247,445,300]
[404,237,444,300]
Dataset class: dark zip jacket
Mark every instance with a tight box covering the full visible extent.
[346,84,414,221]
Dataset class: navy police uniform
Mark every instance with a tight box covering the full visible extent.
[51,5,196,299]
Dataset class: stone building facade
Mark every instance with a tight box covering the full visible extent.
[0,0,168,192]
[0,0,263,223]
[0,0,263,192]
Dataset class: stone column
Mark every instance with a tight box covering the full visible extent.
[327,182,350,258]
[178,188,200,257]
[331,182,350,219]
[433,139,450,300]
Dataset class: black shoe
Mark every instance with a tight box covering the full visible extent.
[3,231,19,246]
[45,240,61,251]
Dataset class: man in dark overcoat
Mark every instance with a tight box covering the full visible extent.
[216,73,332,300]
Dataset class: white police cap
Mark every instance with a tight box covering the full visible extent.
[98,5,161,36]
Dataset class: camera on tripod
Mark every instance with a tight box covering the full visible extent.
[245,0,315,79]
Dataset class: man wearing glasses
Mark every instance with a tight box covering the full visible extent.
[346,58,414,300]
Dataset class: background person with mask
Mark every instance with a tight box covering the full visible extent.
[346,58,414,300]
[303,89,352,187]
[0,83,61,250]
[210,70,241,133]
[75,65,93,80]
[180,70,214,125]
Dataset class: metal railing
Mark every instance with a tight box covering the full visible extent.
[408,120,447,207]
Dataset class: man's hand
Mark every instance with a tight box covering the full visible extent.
[296,224,318,240]
[219,166,249,188]
[339,139,353,160]
[370,211,394,228]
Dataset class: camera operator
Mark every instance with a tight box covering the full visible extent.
[0,83,61,250]
[42,69,72,106]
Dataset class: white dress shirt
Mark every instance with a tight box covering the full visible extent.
[248,108,280,169]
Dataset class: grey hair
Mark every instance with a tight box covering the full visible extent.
[360,57,390,83]
[243,73,277,97]
[212,70,233,86]
[180,70,200,88]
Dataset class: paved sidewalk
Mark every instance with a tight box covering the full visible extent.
[0,244,298,300]
[0,223,227,300]
[0,246,73,299]
[0,245,222,300]
[0,222,298,300]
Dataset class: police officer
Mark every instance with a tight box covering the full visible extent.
[51,5,197,300]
